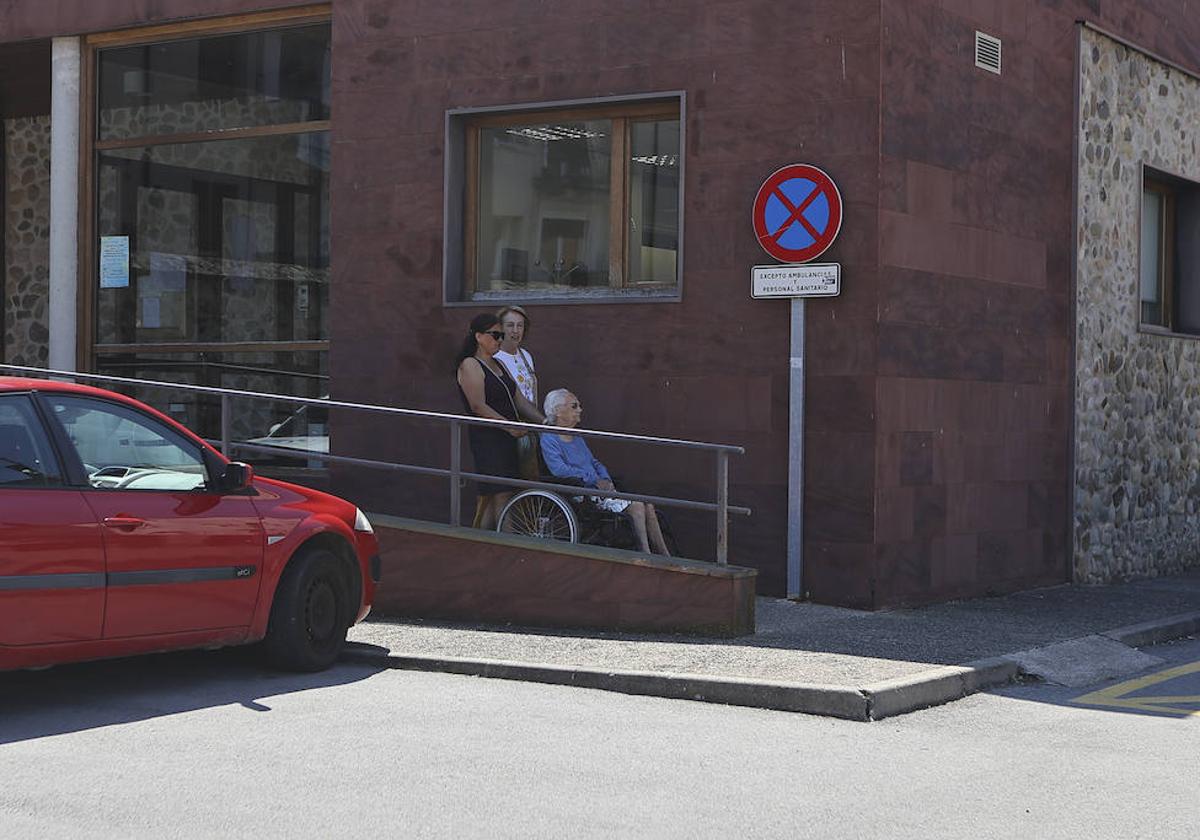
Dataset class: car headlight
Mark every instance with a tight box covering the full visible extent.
[353,507,374,534]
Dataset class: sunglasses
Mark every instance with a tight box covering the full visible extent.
[482,330,505,341]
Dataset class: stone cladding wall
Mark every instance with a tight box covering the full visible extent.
[99,96,311,141]
[3,115,50,366]
[1075,28,1200,581]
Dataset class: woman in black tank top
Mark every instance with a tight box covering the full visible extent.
[455,313,545,529]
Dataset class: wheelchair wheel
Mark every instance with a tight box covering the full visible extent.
[497,490,579,543]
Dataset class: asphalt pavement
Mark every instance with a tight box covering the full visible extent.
[5,645,1197,839]
[346,567,1200,720]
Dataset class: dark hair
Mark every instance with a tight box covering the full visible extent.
[454,313,501,370]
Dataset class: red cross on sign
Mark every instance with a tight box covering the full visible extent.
[752,164,843,263]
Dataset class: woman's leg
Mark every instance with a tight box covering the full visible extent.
[624,501,652,553]
[478,491,512,531]
[645,504,672,556]
[471,496,489,529]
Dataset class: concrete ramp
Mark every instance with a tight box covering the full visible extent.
[1005,635,1165,687]
[367,514,756,637]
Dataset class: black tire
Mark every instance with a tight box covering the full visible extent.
[261,547,352,672]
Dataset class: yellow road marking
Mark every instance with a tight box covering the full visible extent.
[1072,660,1200,716]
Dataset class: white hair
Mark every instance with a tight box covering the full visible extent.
[543,388,573,425]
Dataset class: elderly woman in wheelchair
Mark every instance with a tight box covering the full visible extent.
[506,388,672,555]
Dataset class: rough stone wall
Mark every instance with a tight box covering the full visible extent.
[99,95,312,141]
[3,115,50,365]
[1075,28,1200,582]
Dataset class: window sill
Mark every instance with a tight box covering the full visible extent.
[446,286,681,307]
[1137,324,1200,340]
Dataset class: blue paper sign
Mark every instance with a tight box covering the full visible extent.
[99,236,130,289]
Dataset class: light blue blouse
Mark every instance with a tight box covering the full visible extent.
[539,433,610,488]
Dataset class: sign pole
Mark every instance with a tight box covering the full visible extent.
[750,162,843,601]
[787,297,804,599]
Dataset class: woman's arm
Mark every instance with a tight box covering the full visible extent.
[512,389,544,424]
[459,360,527,438]
[456,360,504,420]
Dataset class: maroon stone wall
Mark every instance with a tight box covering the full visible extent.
[9,1,1200,607]
[327,0,883,600]
[370,517,757,636]
[0,0,309,40]
[872,0,1075,605]
[871,1,1200,606]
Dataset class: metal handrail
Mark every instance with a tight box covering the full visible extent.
[0,363,750,563]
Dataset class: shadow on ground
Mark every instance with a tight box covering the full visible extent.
[0,647,385,745]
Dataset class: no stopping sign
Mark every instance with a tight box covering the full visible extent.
[752,164,843,263]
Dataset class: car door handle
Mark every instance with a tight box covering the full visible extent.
[102,516,147,531]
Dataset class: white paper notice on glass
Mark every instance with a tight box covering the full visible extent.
[99,236,130,288]
[141,296,162,328]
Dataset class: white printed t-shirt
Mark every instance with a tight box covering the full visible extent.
[494,348,537,403]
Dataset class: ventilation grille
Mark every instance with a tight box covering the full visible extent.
[975,31,1002,74]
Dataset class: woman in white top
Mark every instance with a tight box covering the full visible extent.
[494,305,539,480]
[493,305,537,404]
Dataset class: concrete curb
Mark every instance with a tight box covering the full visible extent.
[1101,610,1200,648]
[341,610,1200,721]
[341,646,873,720]
[860,657,1022,721]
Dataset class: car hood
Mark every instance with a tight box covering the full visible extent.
[249,475,358,529]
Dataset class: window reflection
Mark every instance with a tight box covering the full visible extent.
[98,25,331,140]
[96,133,329,345]
[628,120,680,285]
[94,350,327,477]
[477,120,613,292]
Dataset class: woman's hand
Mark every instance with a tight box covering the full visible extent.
[507,427,528,438]
[596,478,615,491]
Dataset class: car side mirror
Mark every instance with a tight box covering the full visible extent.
[219,461,255,493]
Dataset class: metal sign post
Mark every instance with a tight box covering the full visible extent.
[787,298,805,599]
[750,163,845,601]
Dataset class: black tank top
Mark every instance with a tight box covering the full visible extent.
[459,357,518,421]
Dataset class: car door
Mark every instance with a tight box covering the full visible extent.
[0,393,106,646]
[40,392,265,639]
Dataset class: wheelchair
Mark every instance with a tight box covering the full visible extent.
[495,472,677,553]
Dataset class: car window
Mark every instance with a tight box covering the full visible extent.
[0,395,62,488]
[44,394,209,492]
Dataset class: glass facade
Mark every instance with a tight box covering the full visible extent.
[91,21,331,448]
[96,133,329,345]
[97,25,330,140]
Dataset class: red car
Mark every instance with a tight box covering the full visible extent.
[0,377,379,673]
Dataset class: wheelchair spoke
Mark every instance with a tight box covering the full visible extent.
[498,491,577,543]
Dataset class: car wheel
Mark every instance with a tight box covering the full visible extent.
[262,547,351,672]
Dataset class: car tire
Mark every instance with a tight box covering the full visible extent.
[262,547,352,672]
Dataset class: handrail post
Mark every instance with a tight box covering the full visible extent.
[220,394,231,457]
[450,419,462,526]
[716,450,729,565]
